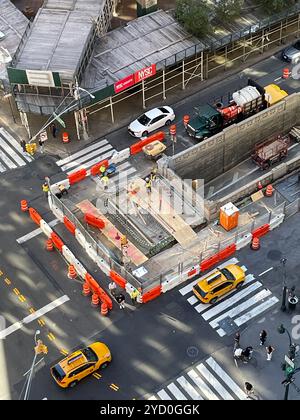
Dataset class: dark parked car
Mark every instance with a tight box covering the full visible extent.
[282,40,300,63]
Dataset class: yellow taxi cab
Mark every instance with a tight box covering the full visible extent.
[193,264,245,304]
[50,342,111,388]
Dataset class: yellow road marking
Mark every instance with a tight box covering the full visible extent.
[109,383,119,391]
[38,319,46,326]
[60,349,69,356]
[29,308,35,314]
[93,373,102,380]
[4,278,11,285]
[13,288,20,295]
[18,295,26,302]
[47,333,56,341]
[0,269,3,276]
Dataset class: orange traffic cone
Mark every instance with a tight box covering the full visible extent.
[265,184,274,197]
[91,293,99,306]
[21,200,28,212]
[82,282,90,296]
[251,236,260,250]
[46,238,54,251]
[100,302,108,316]
[68,265,77,279]
[62,132,70,144]
[282,68,290,79]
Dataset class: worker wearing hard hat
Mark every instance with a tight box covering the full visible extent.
[145,177,152,194]
[101,175,109,190]
[99,165,107,177]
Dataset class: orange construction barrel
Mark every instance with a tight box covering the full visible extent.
[219,202,239,231]
[62,132,70,143]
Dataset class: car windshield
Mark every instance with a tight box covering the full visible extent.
[194,284,207,298]
[82,347,98,362]
[219,268,235,281]
[137,114,151,125]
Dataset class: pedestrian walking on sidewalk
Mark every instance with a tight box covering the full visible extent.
[20,139,26,153]
[108,281,117,297]
[116,292,125,309]
[50,123,57,138]
[260,330,267,346]
[244,382,254,397]
[266,345,275,361]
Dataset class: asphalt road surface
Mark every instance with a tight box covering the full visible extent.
[0,52,300,401]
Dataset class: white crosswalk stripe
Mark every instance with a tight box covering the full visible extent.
[148,356,247,400]
[0,127,32,173]
[178,258,279,336]
[55,138,137,185]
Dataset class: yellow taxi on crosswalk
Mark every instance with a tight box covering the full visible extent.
[51,342,111,388]
[193,264,245,304]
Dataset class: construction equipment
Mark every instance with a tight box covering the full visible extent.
[251,134,290,170]
[186,80,288,141]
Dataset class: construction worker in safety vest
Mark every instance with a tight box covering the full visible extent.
[145,177,152,194]
[42,182,49,197]
[99,165,106,177]
[101,175,109,190]
[130,288,139,305]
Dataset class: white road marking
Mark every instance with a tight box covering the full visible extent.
[56,139,108,166]
[202,277,259,321]
[0,295,70,339]
[61,144,113,172]
[210,289,272,329]
[16,219,60,244]
[0,137,26,166]
[187,295,198,305]
[0,147,17,169]
[196,364,234,400]
[206,357,247,400]
[188,368,219,400]
[0,127,32,162]
[167,383,187,400]
[179,257,239,296]
[234,296,279,327]
[259,267,274,276]
[176,376,203,400]
[66,149,116,175]
[157,389,172,400]
[148,396,157,400]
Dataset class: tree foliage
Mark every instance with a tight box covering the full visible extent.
[214,0,244,21]
[175,0,212,38]
[256,0,298,14]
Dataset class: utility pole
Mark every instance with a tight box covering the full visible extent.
[73,78,90,141]
[23,330,48,400]
[280,257,287,312]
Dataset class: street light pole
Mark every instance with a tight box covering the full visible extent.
[280,257,287,312]
[278,324,298,400]
[73,78,94,141]
[23,330,40,400]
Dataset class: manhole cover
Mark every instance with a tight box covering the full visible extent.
[187,346,199,358]
[218,317,239,336]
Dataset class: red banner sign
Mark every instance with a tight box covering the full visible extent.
[134,64,156,83]
[114,74,135,94]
